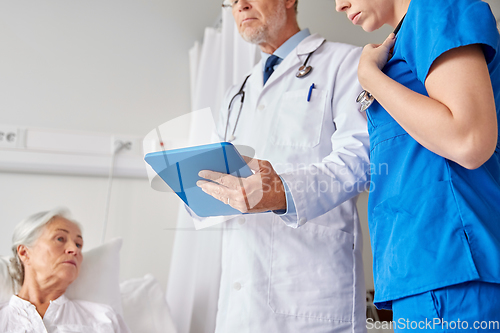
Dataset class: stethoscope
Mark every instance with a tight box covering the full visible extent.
[356,14,406,112]
[224,41,325,142]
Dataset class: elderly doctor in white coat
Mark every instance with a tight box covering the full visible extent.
[196,0,370,332]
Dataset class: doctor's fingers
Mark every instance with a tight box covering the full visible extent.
[198,170,242,189]
[198,181,249,211]
[197,180,229,198]
[241,156,275,175]
[241,155,261,171]
[197,170,269,196]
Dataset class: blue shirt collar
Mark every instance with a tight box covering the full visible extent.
[261,28,311,71]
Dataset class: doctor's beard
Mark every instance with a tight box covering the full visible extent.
[240,0,287,45]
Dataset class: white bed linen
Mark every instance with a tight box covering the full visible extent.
[120,274,177,333]
[0,294,130,333]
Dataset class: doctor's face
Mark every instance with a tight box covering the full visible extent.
[335,0,393,32]
[22,217,84,286]
[232,0,288,44]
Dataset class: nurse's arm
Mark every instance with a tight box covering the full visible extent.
[360,40,497,169]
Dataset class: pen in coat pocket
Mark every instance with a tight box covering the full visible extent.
[307,83,315,102]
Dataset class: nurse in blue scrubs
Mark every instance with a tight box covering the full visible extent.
[336,0,500,331]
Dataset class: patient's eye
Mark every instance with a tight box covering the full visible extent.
[76,243,83,249]
[57,236,65,242]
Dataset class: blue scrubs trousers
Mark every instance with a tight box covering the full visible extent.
[391,281,500,332]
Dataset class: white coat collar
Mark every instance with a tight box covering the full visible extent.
[295,33,326,56]
[255,33,326,92]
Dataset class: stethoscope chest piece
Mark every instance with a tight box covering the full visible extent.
[356,90,374,112]
[296,65,312,78]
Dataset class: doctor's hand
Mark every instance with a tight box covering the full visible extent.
[358,33,396,90]
[196,156,287,214]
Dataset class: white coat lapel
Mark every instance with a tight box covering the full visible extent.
[252,62,264,92]
[261,51,300,90]
[296,33,326,56]
[260,34,327,92]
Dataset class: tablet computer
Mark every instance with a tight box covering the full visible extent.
[144,142,253,217]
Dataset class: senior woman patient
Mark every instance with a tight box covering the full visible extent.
[0,208,130,333]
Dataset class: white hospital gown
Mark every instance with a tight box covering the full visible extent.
[0,294,130,333]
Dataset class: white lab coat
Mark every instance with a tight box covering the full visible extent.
[214,34,370,333]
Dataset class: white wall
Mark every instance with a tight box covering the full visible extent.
[0,172,179,288]
[0,0,220,135]
[1,0,498,293]
[0,0,220,290]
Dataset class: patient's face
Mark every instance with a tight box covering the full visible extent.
[27,217,84,286]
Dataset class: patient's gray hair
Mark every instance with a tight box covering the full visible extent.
[9,207,81,289]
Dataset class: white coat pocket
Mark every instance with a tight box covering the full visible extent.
[270,89,327,148]
[268,218,354,322]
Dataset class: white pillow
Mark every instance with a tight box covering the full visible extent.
[66,237,123,316]
[0,256,15,303]
[0,238,123,316]
[120,274,177,333]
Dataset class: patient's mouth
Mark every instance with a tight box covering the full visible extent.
[62,260,77,266]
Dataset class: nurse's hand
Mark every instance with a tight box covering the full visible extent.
[358,33,396,90]
[196,156,287,213]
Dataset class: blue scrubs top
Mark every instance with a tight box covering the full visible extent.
[367,0,500,309]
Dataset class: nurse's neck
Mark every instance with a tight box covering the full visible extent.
[391,0,411,29]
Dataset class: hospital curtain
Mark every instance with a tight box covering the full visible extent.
[166,8,259,333]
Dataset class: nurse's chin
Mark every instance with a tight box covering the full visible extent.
[359,21,383,33]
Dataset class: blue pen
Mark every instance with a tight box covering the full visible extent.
[307,83,315,102]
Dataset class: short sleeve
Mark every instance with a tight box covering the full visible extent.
[400,0,500,84]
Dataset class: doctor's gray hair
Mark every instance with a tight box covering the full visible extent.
[9,207,81,290]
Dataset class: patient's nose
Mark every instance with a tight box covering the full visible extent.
[66,242,80,255]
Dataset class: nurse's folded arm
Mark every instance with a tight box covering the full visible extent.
[358,33,497,169]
